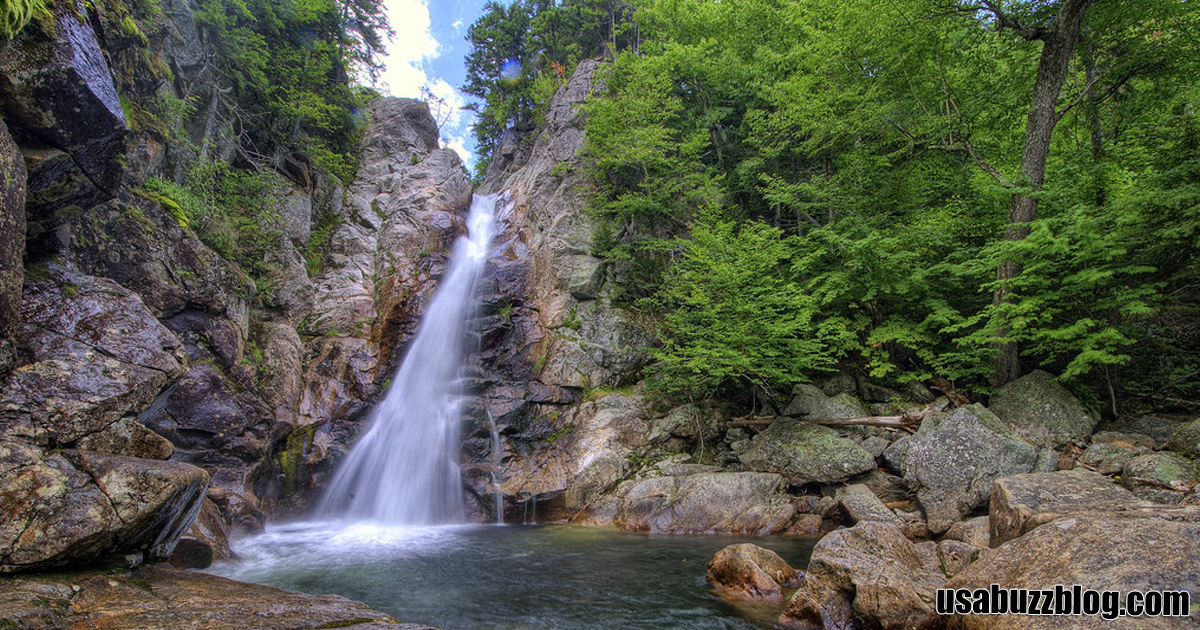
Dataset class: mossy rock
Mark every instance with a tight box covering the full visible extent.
[738,417,875,485]
[1167,418,1200,460]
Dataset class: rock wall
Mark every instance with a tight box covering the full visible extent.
[0,0,472,572]
[466,59,657,521]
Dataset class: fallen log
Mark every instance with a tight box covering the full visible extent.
[730,406,931,433]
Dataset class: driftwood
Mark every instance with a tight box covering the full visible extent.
[731,405,932,433]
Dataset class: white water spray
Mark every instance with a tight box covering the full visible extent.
[317,193,500,524]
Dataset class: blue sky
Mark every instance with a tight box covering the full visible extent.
[376,0,491,170]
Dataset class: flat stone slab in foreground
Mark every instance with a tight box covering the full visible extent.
[0,564,439,630]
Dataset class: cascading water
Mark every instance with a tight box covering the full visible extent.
[317,193,501,525]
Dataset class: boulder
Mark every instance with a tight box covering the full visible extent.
[0,439,208,572]
[945,514,1200,629]
[0,264,186,446]
[0,564,437,629]
[1120,452,1198,504]
[1118,414,1190,445]
[987,469,1189,546]
[987,370,1097,448]
[1168,417,1200,459]
[902,404,1038,533]
[780,521,944,630]
[1078,442,1141,476]
[168,496,233,569]
[707,543,802,601]
[739,417,876,485]
[0,118,25,377]
[74,416,174,460]
[836,483,902,525]
[783,383,870,419]
[597,471,797,535]
[858,470,910,504]
[1092,430,1159,450]
[943,515,991,550]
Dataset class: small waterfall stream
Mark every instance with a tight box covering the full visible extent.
[316,193,500,525]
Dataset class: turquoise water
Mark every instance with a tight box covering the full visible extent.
[208,522,815,630]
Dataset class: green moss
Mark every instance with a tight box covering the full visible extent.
[533,352,548,373]
[498,303,513,322]
[128,577,154,593]
[119,15,146,44]
[544,423,573,444]
[1,0,46,39]
[277,423,318,496]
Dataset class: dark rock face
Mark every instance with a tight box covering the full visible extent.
[707,543,802,601]
[0,4,127,224]
[0,119,25,377]
[0,439,208,573]
[0,564,440,629]
[0,263,186,447]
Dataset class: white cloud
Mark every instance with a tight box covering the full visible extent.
[378,0,440,97]
[452,19,464,33]
[376,0,477,168]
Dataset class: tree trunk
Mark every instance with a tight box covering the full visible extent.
[992,0,1095,387]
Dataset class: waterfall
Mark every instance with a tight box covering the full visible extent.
[317,193,500,525]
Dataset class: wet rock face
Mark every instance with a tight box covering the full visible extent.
[0,263,186,447]
[0,119,26,377]
[0,564,439,629]
[0,439,208,573]
[0,4,127,222]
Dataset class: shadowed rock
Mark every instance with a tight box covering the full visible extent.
[708,543,802,601]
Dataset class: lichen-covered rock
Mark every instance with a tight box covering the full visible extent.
[0,439,208,572]
[988,370,1097,448]
[0,118,25,378]
[902,404,1038,533]
[943,515,991,550]
[707,543,802,601]
[1168,418,1200,459]
[1078,442,1142,475]
[780,521,945,630]
[1120,451,1199,504]
[782,383,869,419]
[0,263,186,446]
[74,416,174,460]
[945,514,1200,629]
[593,471,797,535]
[988,469,1185,546]
[0,564,438,629]
[836,483,902,525]
[739,416,877,485]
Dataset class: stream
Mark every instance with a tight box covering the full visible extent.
[208,522,816,630]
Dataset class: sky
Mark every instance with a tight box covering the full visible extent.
[374,0,491,170]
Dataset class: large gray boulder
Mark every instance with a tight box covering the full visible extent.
[836,483,902,525]
[780,521,945,630]
[595,471,797,535]
[739,417,876,485]
[946,514,1200,629]
[988,370,1097,448]
[0,439,208,573]
[988,469,1191,546]
[1168,417,1200,459]
[1120,451,1198,504]
[0,264,187,447]
[903,404,1038,533]
[782,383,869,419]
